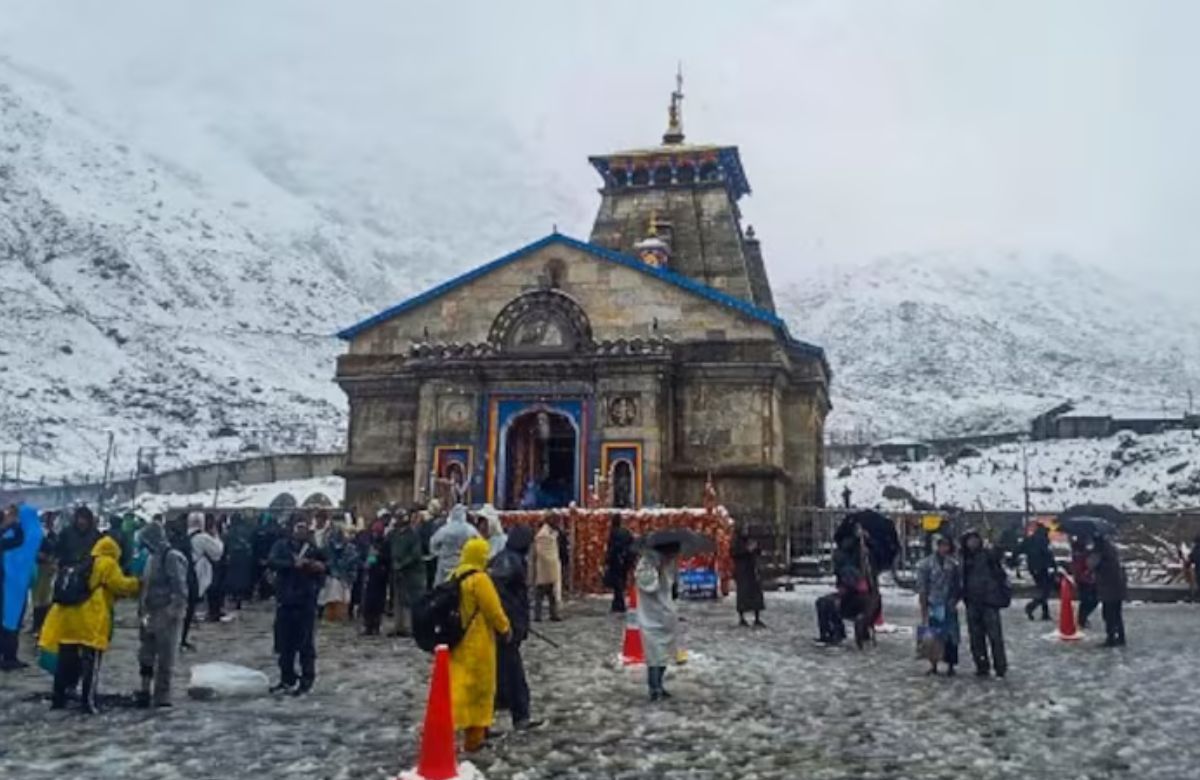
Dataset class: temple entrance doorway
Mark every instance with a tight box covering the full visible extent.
[502,410,578,509]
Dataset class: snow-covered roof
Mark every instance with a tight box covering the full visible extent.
[875,437,928,447]
[1060,405,1184,421]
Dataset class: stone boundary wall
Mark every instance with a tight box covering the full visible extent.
[0,452,345,510]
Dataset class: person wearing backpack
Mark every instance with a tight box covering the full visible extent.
[134,522,189,708]
[447,538,511,753]
[56,506,101,568]
[267,515,328,695]
[960,530,1009,678]
[40,535,140,713]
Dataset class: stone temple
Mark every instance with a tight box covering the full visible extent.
[335,76,830,524]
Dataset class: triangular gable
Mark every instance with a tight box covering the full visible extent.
[340,233,774,339]
[335,233,825,365]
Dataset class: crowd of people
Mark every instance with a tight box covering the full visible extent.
[0,499,1149,754]
[811,513,1131,680]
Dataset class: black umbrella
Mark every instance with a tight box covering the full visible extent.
[1059,504,1128,526]
[642,528,716,557]
[1058,516,1117,539]
[836,510,901,571]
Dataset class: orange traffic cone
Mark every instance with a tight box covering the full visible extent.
[401,645,459,780]
[621,584,645,665]
[1057,576,1083,641]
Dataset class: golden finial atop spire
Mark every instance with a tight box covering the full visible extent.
[662,63,684,145]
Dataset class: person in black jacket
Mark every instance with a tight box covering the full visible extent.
[603,515,635,613]
[732,523,765,628]
[488,525,541,730]
[1089,533,1127,647]
[1016,524,1055,621]
[268,515,327,695]
[360,521,389,636]
[960,530,1009,677]
[56,506,101,567]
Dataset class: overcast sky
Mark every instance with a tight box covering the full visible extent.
[2,0,1196,291]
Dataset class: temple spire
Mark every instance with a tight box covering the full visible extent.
[662,63,684,145]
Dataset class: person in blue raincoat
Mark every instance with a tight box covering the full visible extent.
[2,504,43,670]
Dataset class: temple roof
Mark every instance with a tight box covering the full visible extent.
[587,145,751,200]
[335,233,823,366]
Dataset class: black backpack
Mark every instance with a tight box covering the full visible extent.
[412,570,480,653]
[53,558,95,606]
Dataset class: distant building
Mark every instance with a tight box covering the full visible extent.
[873,438,931,463]
[1031,401,1198,440]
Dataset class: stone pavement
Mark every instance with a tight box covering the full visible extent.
[1,589,1197,779]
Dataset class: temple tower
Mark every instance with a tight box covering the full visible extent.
[588,69,775,312]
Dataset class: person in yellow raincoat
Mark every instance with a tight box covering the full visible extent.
[39,535,140,713]
[449,537,511,752]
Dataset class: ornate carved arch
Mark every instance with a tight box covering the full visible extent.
[488,290,593,353]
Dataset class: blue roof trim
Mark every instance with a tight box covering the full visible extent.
[336,233,802,345]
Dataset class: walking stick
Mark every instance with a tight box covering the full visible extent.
[527,626,561,648]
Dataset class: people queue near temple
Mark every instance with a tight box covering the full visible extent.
[0,499,1148,752]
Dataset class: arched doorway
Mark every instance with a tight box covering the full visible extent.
[502,410,578,509]
[610,459,634,508]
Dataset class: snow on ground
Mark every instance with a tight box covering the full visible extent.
[829,429,1200,512]
[131,476,345,516]
[3,592,1200,779]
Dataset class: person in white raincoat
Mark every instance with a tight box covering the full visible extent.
[429,505,480,584]
[635,545,679,701]
[478,504,507,561]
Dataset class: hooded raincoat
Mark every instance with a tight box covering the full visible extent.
[635,548,678,667]
[449,538,511,730]
[39,536,140,653]
[430,505,480,585]
[3,505,42,632]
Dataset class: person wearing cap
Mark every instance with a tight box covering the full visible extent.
[916,534,962,676]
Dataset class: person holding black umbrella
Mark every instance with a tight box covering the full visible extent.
[1016,524,1055,621]
[636,541,680,701]
[1089,533,1127,647]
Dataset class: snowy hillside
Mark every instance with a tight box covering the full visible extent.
[0,60,579,482]
[829,430,1200,512]
[779,253,1200,439]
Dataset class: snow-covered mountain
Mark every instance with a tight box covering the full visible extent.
[778,253,1200,440]
[3,53,1197,486]
[0,59,582,482]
